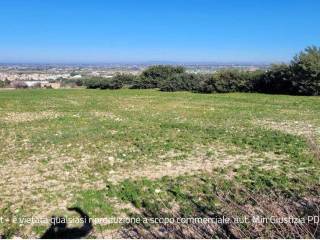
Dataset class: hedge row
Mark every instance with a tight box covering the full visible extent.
[83,46,320,96]
[83,76,124,89]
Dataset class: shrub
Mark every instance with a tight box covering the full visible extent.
[197,75,217,93]
[83,77,103,89]
[111,73,136,87]
[160,73,202,92]
[253,46,320,95]
[83,77,123,89]
[142,65,185,80]
[132,65,186,89]
[197,70,262,93]
[11,81,28,89]
[60,78,84,87]
[130,76,157,89]
[100,78,123,89]
[253,64,293,94]
[4,79,10,87]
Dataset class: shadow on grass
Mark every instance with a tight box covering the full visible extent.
[40,207,92,239]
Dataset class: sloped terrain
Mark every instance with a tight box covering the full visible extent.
[0,89,319,238]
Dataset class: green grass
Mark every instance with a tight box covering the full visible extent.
[0,89,319,237]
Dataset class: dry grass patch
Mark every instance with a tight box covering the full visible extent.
[254,119,319,137]
[0,151,104,221]
[91,111,123,122]
[0,111,61,123]
[108,144,288,183]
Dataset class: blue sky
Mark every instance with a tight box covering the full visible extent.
[0,0,319,63]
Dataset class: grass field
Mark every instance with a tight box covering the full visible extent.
[0,89,319,238]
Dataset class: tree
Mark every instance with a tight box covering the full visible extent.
[290,46,320,95]
[255,64,293,94]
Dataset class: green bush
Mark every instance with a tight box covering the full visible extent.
[290,46,320,95]
[160,73,202,92]
[60,78,84,87]
[253,64,293,94]
[83,77,102,89]
[132,65,186,89]
[254,46,320,95]
[83,77,123,89]
[111,73,137,87]
[0,79,11,88]
[100,78,123,89]
[197,70,261,93]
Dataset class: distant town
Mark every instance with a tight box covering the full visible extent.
[0,63,269,87]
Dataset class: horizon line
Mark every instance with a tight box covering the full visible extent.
[0,60,279,66]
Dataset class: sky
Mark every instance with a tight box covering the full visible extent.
[0,0,319,63]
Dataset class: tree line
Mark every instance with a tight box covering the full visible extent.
[1,46,319,95]
[82,46,320,96]
[5,46,312,96]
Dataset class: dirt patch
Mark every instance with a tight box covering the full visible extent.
[254,119,319,137]
[0,140,288,237]
[0,143,287,216]
[108,145,287,183]
[0,111,61,123]
[0,152,104,220]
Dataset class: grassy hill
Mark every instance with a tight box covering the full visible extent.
[0,89,319,238]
